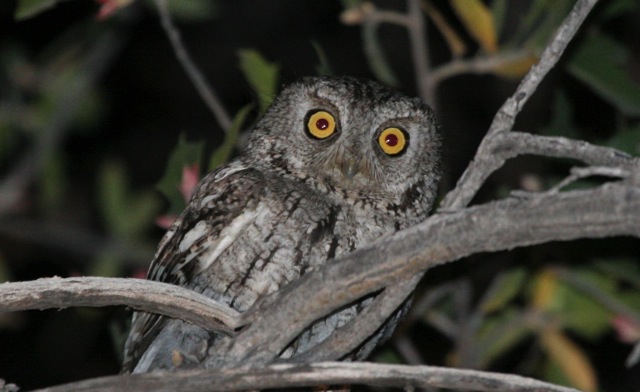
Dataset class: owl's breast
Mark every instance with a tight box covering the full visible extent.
[188,178,394,314]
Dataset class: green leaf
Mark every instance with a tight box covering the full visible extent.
[568,34,640,116]
[475,307,533,367]
[89,251,123,278]
[99,161,162,240]
[372,348,402,364]
[99,161,128,236]
[156,135,204,214]
[490,0,507,41]
[557,269,615,339]
[238,49,279,114]
[525,267,612,339]
[209,104,252,171]
[594,258,640,290]
[481,268,527,313]
[362,22,398,87]
[311,41,334,77]
[14,0,58,20]
[601,0,638,20]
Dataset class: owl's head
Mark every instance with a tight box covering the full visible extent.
[246,76,440,206]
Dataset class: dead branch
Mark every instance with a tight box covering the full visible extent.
[441,0,600,211]
[0,277,240,333]
[34,362,582,392]
[223,181,640,367]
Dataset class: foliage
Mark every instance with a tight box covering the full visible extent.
[2,0,640,391]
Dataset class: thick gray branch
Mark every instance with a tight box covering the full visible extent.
[224,181,640,366]
[0,277,240,333]
[293,275,422,363]
[35,361,581,392]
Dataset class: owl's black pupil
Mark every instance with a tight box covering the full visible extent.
[385,133,399,146]
[316,118,329,130]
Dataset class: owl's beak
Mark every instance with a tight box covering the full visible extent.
[340,158,362,180]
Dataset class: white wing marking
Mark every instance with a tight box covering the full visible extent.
[196,205,262,273]
[178,220,209,253]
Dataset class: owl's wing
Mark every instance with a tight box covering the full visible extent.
[122,161,265,372]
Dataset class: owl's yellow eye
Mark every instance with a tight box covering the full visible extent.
[306,110,337,139]
[378,127,408,155]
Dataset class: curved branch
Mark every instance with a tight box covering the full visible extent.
[223,181,640,366]
[35,361,581,392]
[0,277,241,333]
[441,0,600,211]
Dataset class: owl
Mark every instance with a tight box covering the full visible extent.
[122,76,440,373]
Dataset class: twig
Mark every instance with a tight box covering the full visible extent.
[406,0,434,106]
[442,131,634,208]
[0,277,241,333]
[364,9,411,26]
[441,0,600,211]
[513,166,631,197]
[430,49,533,86]
[154,0,232,131]
[35,361,582,392]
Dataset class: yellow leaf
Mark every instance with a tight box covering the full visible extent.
[450,0,498,53]
[493,54,539,79]
[532,268,558,310]
[540,330,598,392]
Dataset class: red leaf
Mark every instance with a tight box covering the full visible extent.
[96,0,133,20]
[180,164,200,202]
[611,315,640,343]
[155,214,178,229]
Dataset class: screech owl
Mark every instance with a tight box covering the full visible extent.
[122,76,441,373]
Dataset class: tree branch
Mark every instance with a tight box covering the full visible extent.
[154,0,232,131]
[221,180,640,367]
[35,362,582,392]
[0,277,240,333]
[293,275,422,363]
[406,0,434,106]
[441,0,600,211]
